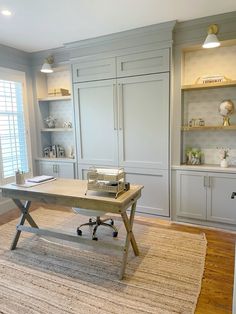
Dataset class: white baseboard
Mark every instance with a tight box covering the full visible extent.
[0,199,15,215]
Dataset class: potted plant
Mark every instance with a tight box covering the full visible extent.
[185,147,203,165]
[219,148,230,168]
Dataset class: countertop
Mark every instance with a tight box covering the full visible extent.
[172,164,236,173]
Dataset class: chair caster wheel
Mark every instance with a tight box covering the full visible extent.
[92,237,98,241]
[113,231,118,238]
[77,228,82,236]
[89,218,92,223]
[110,219,114,225]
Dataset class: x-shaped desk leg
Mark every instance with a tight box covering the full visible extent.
[11,199,39,250]
[120,201,139,279]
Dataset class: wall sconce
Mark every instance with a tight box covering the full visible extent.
[40,56,54,73]
[202,24,221,49]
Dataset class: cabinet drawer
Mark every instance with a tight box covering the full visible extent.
[116,49,169,77]
[72,58,116,83]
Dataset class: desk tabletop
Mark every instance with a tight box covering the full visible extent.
[1,179,143,213]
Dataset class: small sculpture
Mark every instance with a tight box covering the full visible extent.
[63,121,72,128]
[56,145,65,158]
[43,145,65,158]
[44,116,57,128]
[219,100,234,126]
[43,146,51,158]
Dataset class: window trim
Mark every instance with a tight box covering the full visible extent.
[0,67,33,184]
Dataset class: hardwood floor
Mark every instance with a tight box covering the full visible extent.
[0,204,235,314]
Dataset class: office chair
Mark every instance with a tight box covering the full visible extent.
[73,208,118,241]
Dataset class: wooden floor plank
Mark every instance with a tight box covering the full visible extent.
[0,203,235,314]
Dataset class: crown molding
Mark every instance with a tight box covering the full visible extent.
[64,20,176,59]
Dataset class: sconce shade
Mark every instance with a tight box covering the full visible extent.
[202,33,220,48]
[40,62,53,73]
[40,56,54,73]
[202,24,221,49]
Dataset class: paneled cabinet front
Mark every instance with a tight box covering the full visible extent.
[78,164,169,217]
[74,73,169,169]
[72,58,116,83]
[37,161,75,179]
[176,171,207,220]
[74,79,119,166]
[73,56,170,217]
[176,170,236,225]
[207,173,236,224]
[117,73,169,170]
[116,49,169,78]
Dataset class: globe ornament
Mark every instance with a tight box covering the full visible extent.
[218,99,234,126]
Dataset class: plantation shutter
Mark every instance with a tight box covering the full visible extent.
[0,79,29,179]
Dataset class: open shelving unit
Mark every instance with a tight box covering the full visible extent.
[181,42,236,165]
[34,66,76,178]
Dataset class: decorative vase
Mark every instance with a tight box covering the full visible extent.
[220,158,228,168]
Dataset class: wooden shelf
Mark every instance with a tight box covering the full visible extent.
[181,125,236,131]
[41,128,73,132]
[181,80,236,91]
[38,96,71,102]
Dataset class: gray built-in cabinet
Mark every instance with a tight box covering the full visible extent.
[73,49,170,216]
[172,22,236,228]
[38,160,75,179]
[176,170,236,225]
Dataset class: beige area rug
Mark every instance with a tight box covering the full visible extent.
[0,207,207,314]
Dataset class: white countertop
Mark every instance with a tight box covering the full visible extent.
[35,157,76,163]
[172,164,236,173]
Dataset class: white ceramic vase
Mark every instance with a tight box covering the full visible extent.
[220,158,228,168]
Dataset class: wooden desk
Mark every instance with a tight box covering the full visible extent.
[0,179,143,279]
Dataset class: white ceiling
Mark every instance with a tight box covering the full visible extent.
[0,0,236,53]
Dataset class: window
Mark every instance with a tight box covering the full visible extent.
[0,68,32,183]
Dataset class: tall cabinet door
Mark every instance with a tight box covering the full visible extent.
[117,73,170,217]
[117,73,169,169]
[74,79,118,166]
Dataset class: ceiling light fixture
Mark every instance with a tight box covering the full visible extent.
[40,56,54,73]
[202,24,221,49]
[1,9,12,16]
